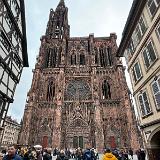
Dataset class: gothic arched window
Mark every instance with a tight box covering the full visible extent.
[94,47,98,64]
[99,47,112,67]
[46,49,51,68]
[58,46,62,65]
[46,80,55,101]
[80,54,85,65]
[102,80,111,99]
[107,47,112,66]
[46,47,57,68]
[100,47,105,67]
[71,54,76,65]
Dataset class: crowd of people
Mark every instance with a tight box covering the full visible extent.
[0,144,146,160]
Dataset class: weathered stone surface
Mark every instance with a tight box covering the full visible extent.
[19,0,140,152]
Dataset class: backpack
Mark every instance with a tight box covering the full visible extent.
[85,150,92,160]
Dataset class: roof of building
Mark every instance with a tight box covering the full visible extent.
[20,0,29,67]
[117,0,147,57]
[5,116,21,126]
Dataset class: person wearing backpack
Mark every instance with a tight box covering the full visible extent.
[83,146,92,160]
[102,148,117,160]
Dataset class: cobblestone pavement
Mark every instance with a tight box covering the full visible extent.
[52,155,139,160]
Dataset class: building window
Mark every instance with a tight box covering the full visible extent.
[80,54,85,65]
[128,39,135,55]
[147,0,160,17]
[132,16,147,46]
[139,16,147,35]
[46,48,57,68]
[142,41,157,69]
[71,54,76,65]
[0,30,11,52]
[151,77,160,110]
[102,80,111,99]
[138,91,151,116]
[46,80,55,101]
[132,62,142,82]
[0,99,4,113]
[156,23,160,40]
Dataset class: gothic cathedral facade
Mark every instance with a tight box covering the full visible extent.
[19,0,140,151]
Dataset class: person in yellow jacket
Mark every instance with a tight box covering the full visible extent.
[102,148,118,160]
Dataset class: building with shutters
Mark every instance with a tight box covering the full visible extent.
[19,0,140,152]
[0,116,21,148]
[0,0,28,132]
[118,0,160,159]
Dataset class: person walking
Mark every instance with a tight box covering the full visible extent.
[102,148,117,160]
[83,146,93,160]
[43,148,52,160]
[140,149,146,160]
[128,149,133,160]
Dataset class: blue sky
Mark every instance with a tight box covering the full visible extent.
[8,0,133,122]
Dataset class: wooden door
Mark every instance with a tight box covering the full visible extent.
[42,136,48,148]
[110,136,116,148]
[73,136,78,148]
[79,136,83,149]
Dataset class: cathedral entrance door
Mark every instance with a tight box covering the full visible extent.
[73,136,84,149]
[79,136,83,149]
[110,136,116,148]
[42,136,48,148]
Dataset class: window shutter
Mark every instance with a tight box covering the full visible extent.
[148,42,156,62]
[152,80,160,109]
[135,63,141,79]
[155,93,160,108]
[139,17,147,34]
[152,81,159,94]
[148,0,157,16]
[135,26,142,40]
[143,92,151,114]
[143,50,150,68]
[132,68,137,82]
[156,25,160,38]
[139,95,145,116]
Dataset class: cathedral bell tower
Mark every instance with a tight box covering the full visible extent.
[46,0,70,39]
[19,0,140,151]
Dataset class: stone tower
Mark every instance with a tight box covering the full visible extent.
[19,0,140,151]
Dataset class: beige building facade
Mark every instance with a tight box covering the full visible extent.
[0,116,21,148]
[118,0,160,159]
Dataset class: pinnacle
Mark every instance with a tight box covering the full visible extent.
[59,0,65,5]
[56,0,65,9]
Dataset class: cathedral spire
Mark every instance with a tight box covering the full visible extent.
[46,0,70,39]
[56,0,65,10]
[58,0,65,5]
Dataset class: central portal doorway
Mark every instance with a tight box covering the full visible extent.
[73,136,84,148]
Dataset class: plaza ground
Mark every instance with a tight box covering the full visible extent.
[52,154,139,160]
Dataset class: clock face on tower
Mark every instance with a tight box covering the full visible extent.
[64,80,92,101]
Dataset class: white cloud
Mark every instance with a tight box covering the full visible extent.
[8,0,133,122]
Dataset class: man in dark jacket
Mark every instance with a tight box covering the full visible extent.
[140,149,146,160]
[3,145,22,160]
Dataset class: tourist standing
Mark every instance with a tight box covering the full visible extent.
[3,145,22,160]
[102,148,117,160]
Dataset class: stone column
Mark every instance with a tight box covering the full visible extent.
[52,106,61,149]
[95,104,104,153]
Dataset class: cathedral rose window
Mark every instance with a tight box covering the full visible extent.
[64,80,91,101]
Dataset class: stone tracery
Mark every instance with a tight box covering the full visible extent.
[19,0,140,151]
